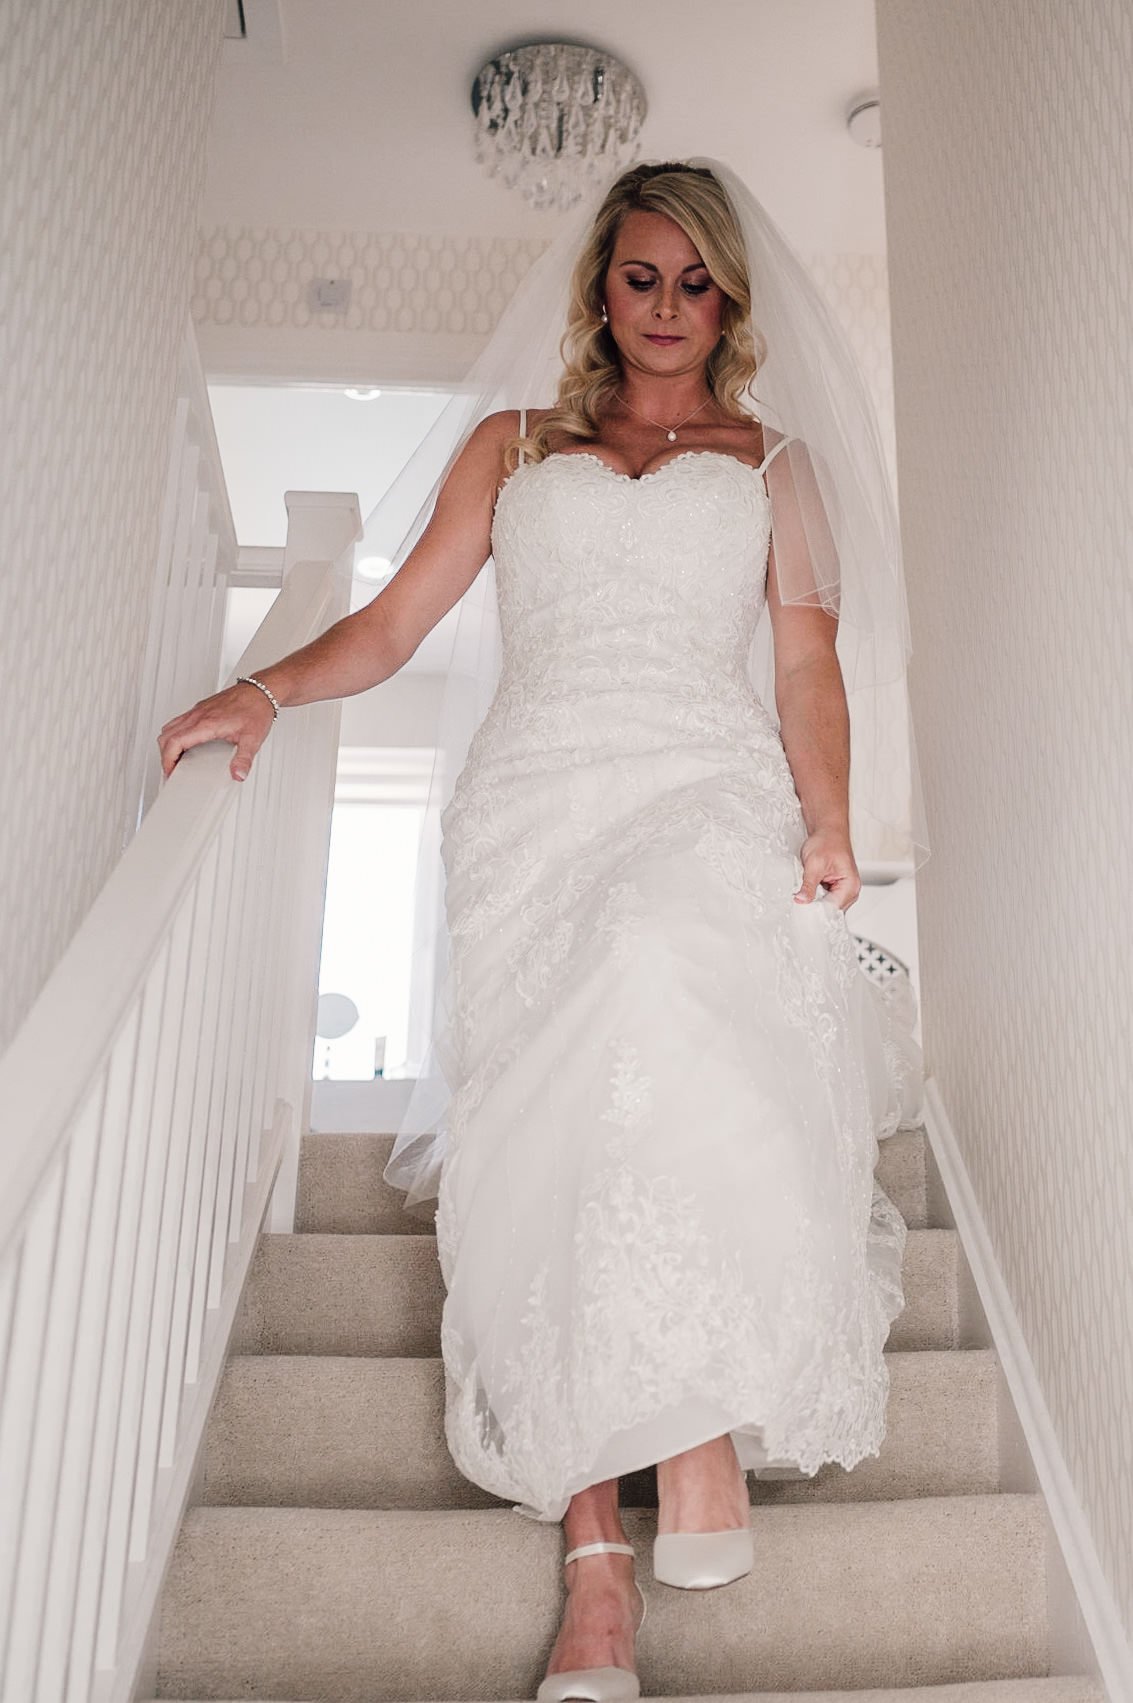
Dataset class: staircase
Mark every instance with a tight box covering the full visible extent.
[147,1126,1105,1702]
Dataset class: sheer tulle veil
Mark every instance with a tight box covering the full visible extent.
[344,155,930,1213]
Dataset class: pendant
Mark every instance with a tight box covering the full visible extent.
[667,429,677,442]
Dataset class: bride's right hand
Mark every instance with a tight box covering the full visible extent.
[157,680,276,783]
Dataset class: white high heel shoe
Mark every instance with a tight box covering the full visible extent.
[653,1461,755,1590]
[652,1518,754,1589]
[535,1540,647,1703]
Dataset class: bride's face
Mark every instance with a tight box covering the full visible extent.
[603,209,727,381]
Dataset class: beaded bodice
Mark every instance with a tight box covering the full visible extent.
[478,449,781,768]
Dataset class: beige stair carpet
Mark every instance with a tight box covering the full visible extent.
[153,1689,1104,1703]
[150,1129,1104,1702]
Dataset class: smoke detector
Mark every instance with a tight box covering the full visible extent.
[846,93,882,149]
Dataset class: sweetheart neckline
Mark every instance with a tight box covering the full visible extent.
[507,448,772,491]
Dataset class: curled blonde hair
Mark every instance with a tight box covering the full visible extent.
[507,161,767,468]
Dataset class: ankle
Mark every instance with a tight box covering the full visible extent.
[564,1549,635,1589]
[657,1434,744,1485]
[655,1434,750,1533]
[562,1486,628,1559]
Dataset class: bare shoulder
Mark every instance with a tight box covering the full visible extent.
[469,406,554,435]
[463,409,522,453]
[489,404,557,438]
[743,411,773,454]
[441,411,522,492]
[711,408,769,466]
[457,407,551,463]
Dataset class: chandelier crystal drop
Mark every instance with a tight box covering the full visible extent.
[471,42,647,212]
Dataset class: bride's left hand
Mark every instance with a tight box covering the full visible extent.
[794,828,861,912]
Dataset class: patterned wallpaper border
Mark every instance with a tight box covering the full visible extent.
[190,224,896,464]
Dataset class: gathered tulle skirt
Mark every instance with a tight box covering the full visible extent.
[416,734,924,1523]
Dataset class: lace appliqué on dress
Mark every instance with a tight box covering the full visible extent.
[416,452,923,1520]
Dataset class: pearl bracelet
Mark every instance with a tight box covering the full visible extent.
[236,674,280,720]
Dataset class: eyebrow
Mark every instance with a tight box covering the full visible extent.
[617,260,709,274]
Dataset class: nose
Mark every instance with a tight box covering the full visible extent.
[652,286,679,321]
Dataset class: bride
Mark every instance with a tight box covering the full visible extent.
[158,160,925,1703]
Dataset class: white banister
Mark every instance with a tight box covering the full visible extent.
[0,490,361,1703]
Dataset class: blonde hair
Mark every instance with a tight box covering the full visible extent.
[507,161,767,468]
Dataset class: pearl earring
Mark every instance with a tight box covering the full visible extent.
[600,305,608,323]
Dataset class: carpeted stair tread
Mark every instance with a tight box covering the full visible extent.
[230,1227,959,1359]
[154,1497,1048,1700]
[145,1685,1105,1703]
[202,1348,998,1510]
[295,1127,930,1236]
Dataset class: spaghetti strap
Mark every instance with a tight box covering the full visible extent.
[756,432,793,476]
[518,407,527,464]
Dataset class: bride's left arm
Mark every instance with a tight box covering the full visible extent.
[766,540,860,911]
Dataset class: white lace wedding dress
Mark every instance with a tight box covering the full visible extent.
[422,431,924,1524]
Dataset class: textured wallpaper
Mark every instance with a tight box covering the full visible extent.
[192,227,545,341]
[0,1,224,1055]
[878,0,1133,1641]
[190,225,897,462]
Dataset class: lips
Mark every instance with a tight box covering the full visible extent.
[644,334,683,345]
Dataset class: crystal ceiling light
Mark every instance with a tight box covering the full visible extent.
[470,41,647,212]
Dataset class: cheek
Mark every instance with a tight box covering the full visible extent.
[607,281,644,319]
[693,293,726,335]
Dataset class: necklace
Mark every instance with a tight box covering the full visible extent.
[616,390,712,443]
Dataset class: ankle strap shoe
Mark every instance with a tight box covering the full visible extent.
[535,1541,647,1702]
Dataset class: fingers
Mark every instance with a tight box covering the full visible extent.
[230,735,260,782]
[793,859,823,904]
[157,720,216,778]
[795,873,859,910]
[156,688,271,781]
[793,840,861,910]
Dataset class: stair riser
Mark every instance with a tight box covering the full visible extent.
[231,1229,959,1359]
[295,1128,931,1236]
[202,1350,997,1510]
[155,1498,1047,1701]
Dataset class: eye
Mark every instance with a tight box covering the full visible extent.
[682,282,711,296]
[625,277,654,291]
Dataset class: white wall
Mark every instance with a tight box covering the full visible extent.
[0,0,225,1055]
[878,0,1133,1644]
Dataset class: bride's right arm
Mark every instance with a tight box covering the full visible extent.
[350,409,517,681]
[157,410,516,781]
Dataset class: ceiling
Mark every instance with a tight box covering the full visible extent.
[204,0,891,253]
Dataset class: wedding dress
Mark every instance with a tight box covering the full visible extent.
[425,418,925,1525]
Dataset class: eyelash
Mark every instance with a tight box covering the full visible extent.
[625,278,711,296]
